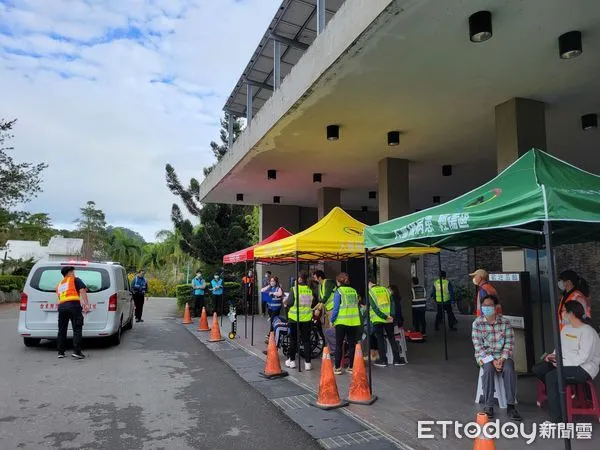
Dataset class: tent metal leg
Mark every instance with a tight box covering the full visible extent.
[295,252,301,372]
[364,250,373,394]
[438,253,448,361]
[245,261,248,339]
[535,249,545,353]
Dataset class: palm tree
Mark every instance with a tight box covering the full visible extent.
[106,229,142,271]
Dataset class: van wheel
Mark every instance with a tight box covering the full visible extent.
[23,337,41,347]
[110,324,122,346]
[123,315,133,331]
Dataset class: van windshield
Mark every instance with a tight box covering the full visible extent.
[30,267,110,293]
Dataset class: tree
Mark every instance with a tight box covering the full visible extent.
[0,210,54,245]
[203,114,243,176]
[0,119,48,209]
[107,226,146,246]
[75,201,107,259]
[105,228,142,271]
[166,114,253,265]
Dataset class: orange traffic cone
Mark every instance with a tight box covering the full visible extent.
[182,303,192,325]
[259,332,288,379]
[347,344,377,405]
[208,312,224,342]
[197,307,210,332]
[473,412,495,450]
[314,346,348,410]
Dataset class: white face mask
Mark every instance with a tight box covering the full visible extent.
[270,281,276,287]
[472,278,478,286]
[558,280,565,291]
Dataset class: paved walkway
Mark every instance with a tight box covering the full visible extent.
[205,310,600,450]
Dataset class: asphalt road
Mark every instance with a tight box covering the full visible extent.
[0,299,321,450]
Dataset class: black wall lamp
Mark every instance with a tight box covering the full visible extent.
[326,124,340,141]
[313,173,322,183]
[433,196,441,204]
[387,131,400,146]
[369,191,377,199]
[582,113,598,130]
[267,169,277,180]
[559,31,582,59]
[442,165,452,176]
[236,193,244,202]
[469,11,492,43]
[361,206,368,212]
[273,196,281,204]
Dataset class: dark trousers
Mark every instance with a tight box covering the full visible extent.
[57,301,83,354]
[133,292,145,320]
[193,294,205,317]
[268,308,281,332]
[435,302,457,330]
[374,322,401,364]
[288,320,312,363]
[412,308,427,333]
[533,361,591,420]
[481,359,517,407]
[335,325,359,369]
[212,294,223,316]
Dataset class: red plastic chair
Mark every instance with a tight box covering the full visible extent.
[537,380,600,423]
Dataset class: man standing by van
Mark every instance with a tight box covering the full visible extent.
[131,270,148,323]
[56,266,89,359]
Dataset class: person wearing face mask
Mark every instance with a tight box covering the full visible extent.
[557,270,592,331]
[210,273,224,316]
[331,272,362,375]
[470,268,501,317]
[191,270,206,318]
[431,271,457,332]
[242,269,255,315]
[533,301,600,422]
[284,271,315,370]
[261,276,283,328]
[471,294,521,421]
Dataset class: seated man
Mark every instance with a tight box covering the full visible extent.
[471,295,522,421]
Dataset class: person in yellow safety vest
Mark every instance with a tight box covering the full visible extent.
[368,280,404,367]
[431,271,458,332]
[55,265,90,360]
[313,270,337,312]
[331,272,361,375]
[284,271,316,371]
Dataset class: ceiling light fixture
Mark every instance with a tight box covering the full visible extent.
[267,169,277,180]
[361,206,368,212]
[313,173,322,183]
[469,11,492,43]
[236,193,244,202]
[369,191,377,199]
[326,124,340,141]
[273,196,281,204]
[581,113,598,130]
[442,165,452,176]
[433,196,441,204]
[559,31,582,59]
[387,131,400,146]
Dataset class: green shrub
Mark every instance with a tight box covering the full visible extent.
[0,275,27,292]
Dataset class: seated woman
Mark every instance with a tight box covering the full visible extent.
[533,301,600,422]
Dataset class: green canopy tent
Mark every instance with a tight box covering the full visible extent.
[364,149,600,450]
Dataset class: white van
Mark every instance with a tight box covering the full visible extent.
[18,261,134,347]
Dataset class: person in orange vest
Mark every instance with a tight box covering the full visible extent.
[242,269,255,315]
[470,269,501,316]
[557,270,592,331]
[56,265,90,359]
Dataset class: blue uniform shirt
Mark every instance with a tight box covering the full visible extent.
[211,278,223,295]
[192,277,205,295]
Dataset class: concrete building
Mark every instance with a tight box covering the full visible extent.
[4,236,84,262]
[199,0,600,327]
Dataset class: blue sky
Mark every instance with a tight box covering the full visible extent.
[0,0,277,241]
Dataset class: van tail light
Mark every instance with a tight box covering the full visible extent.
[20,292,28,311]
[108,293,118,312]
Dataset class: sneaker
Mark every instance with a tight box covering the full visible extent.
[288,360,296,369]
[346,367,353,374]
[57,353,65,359]
[71,352,86,360]
[262,350,268,355]
[284,358,292,367]
[422,333,427,338]
[507,405,522,422]
[374,360,388,367]
[394,358,407,366]
[136,319,141,323]
[334,368,343,375]
[483,406,494,419]
[139,319,144,323]
[304,362,312,371]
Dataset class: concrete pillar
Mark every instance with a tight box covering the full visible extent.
[317,187,342,279]
[495,97,547,373]
[495,98,547,172]
[378,158,412,314]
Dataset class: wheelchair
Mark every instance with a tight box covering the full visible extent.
[278,322,324,359]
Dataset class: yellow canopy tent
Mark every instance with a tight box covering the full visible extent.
[254,207,439,260]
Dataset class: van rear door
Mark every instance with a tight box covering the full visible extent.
[26,266,110,331]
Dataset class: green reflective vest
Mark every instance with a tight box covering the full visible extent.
[335,286,361,326]
[320,279,336,311]
[288,284,313,322]
[369,286,391,324]
[434,279,450,303]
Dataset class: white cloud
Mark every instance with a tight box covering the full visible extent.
[0,0,278,241]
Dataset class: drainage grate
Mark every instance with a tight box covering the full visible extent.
[318,430,399,449]
[272,393,316,411]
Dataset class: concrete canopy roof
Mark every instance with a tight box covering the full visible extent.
[202,0,600,213]
[224,0,345,118]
